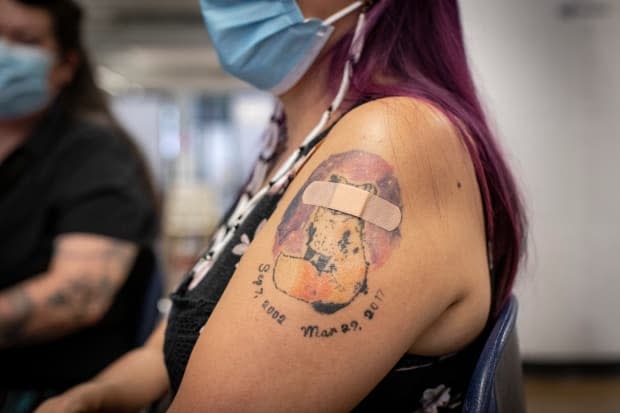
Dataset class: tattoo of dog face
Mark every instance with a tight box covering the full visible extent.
[273,151,402,315]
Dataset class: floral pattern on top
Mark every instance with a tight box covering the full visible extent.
[185,105,285,292]
[232,219,267,268]
[414,385,456,413]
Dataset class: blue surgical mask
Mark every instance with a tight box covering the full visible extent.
[0,40,53,120]
[200,0,367,95]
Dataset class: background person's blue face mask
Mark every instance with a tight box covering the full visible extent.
[0,40,53,120]
[200,0,366,95]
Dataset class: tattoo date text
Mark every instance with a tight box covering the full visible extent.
[300,321,362,338]
[261,300,287,325]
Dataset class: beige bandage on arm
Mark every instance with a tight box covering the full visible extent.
[302,181,402,231]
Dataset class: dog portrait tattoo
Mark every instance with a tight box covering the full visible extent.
[273,151,402,314]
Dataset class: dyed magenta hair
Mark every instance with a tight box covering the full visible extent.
[328,0,526,317]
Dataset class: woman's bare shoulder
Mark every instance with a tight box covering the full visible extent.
[323,96,477,209]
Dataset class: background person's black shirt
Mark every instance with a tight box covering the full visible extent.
[0,104,158,390]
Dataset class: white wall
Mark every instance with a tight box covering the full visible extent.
[112,94,162,183]
[461,0,620,360]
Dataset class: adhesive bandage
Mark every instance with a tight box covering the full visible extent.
[302,181,402,231]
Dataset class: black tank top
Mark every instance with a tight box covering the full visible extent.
[164,107,484,412]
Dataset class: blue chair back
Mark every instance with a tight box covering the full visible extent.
[462,295,525,413]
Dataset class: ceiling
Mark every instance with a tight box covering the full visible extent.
[74,0,244,92]
[73,0,615,93]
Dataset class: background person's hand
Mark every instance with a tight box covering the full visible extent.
[34,382,106,413]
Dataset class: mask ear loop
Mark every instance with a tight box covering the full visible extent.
[324,1,366,26]
[195,8,371,273]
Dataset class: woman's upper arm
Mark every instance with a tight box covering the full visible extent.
[169,98,489,412]
[37,234,138,325]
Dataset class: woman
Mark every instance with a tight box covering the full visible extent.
[0,0,158,410]
[38,0,525,412]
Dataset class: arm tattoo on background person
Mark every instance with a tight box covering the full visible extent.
[47,276,115,322]
[47,241,132,319]
[0,288,33,346]
[273,150,402,315]
[0,241,133,347]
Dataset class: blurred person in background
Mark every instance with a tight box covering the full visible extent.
[39,1,526,412]
[0,0,159,411]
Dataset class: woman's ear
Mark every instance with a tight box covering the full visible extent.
[51,49,80,90]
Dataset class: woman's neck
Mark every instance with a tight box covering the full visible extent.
[278,60,333,150]
[278,9,360,150]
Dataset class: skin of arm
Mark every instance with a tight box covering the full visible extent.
[34,321,170,413]
[0,233,137,349]
[168,98,491,412]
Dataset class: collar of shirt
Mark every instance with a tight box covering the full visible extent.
[0,99,66,191]
[20,99,67,160]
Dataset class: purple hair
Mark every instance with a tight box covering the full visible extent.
[328,0,527,317]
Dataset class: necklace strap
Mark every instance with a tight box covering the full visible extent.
[192,8,371,280]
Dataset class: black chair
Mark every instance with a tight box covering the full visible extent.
[462,295,526,413]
